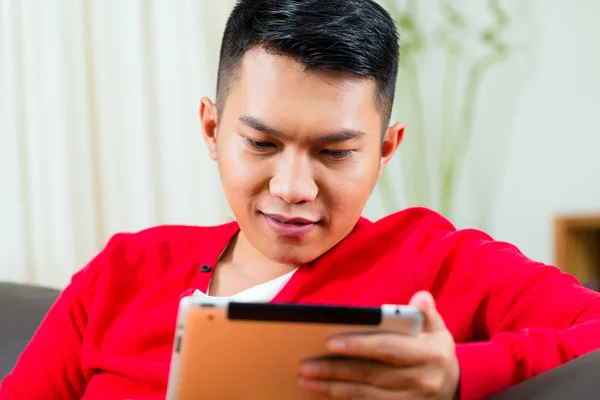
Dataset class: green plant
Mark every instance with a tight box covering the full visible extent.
[378,0,510,218]
[378,0,429,213]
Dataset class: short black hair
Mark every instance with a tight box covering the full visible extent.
[216,0,400,129]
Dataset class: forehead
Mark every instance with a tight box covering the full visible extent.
[223,49,382,137]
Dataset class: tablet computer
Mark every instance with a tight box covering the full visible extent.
[166,296,424,400]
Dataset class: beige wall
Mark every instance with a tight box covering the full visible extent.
[365,0,600,266]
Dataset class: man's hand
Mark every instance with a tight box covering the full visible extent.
[298,291,460,399]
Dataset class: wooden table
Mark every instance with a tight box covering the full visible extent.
[554,213,600,287]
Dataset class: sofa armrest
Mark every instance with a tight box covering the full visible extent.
[489,350,600,399]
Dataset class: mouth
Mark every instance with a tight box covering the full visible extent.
[263,213,318,225]
[260,212,319,237]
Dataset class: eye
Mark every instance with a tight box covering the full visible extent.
[244,137,276,151]
[321,149,354,160]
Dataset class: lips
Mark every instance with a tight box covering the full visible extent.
[265,214,317,225]
[261,212,318,237]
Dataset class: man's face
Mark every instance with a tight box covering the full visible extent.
[201,49,403,265]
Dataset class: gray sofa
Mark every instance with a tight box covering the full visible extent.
[0,281,598,398]
[0,282,59,378]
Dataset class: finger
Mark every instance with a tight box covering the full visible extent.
[300,356,432,391]
[409,291,446,332]
[299,357,398,389]
[298,377,402,400]
[326,333,435,366]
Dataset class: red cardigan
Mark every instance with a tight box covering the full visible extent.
[2,208,600,400]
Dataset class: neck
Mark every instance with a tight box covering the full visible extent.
[222,230,297,277]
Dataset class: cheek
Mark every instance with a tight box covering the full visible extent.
[217,141,266,199]
[318,156,380,212]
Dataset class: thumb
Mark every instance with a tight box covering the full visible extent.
[409,291,447,333]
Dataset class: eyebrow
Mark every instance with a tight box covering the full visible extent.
[238,115,366,143]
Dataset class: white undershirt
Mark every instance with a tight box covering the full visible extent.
[192,268,298,303]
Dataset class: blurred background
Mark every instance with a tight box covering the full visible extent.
[1,0,599,290]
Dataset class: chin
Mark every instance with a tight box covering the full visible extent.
[264,247,319,266]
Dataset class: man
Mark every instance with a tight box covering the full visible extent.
[2,0,600,399]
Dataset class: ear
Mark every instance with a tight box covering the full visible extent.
[199,97,219,160]
[378,122,405,179]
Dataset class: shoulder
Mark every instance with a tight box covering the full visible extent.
[98,222,238,275]
[375,208,548,285]
[358,207,462,244]
[375,206,457,232]
[359,206,515,263]
[101,222,237,257]
[71,222,238,295]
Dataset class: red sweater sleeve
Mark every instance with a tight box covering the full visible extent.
[0,255,99,399]
[432,233,600,400]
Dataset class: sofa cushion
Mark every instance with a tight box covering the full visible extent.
[0,282,60,378]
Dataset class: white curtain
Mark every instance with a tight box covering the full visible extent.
[0,0,239,288]
[6,0,593,289]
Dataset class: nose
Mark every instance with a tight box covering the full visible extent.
[269,154,318,204]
